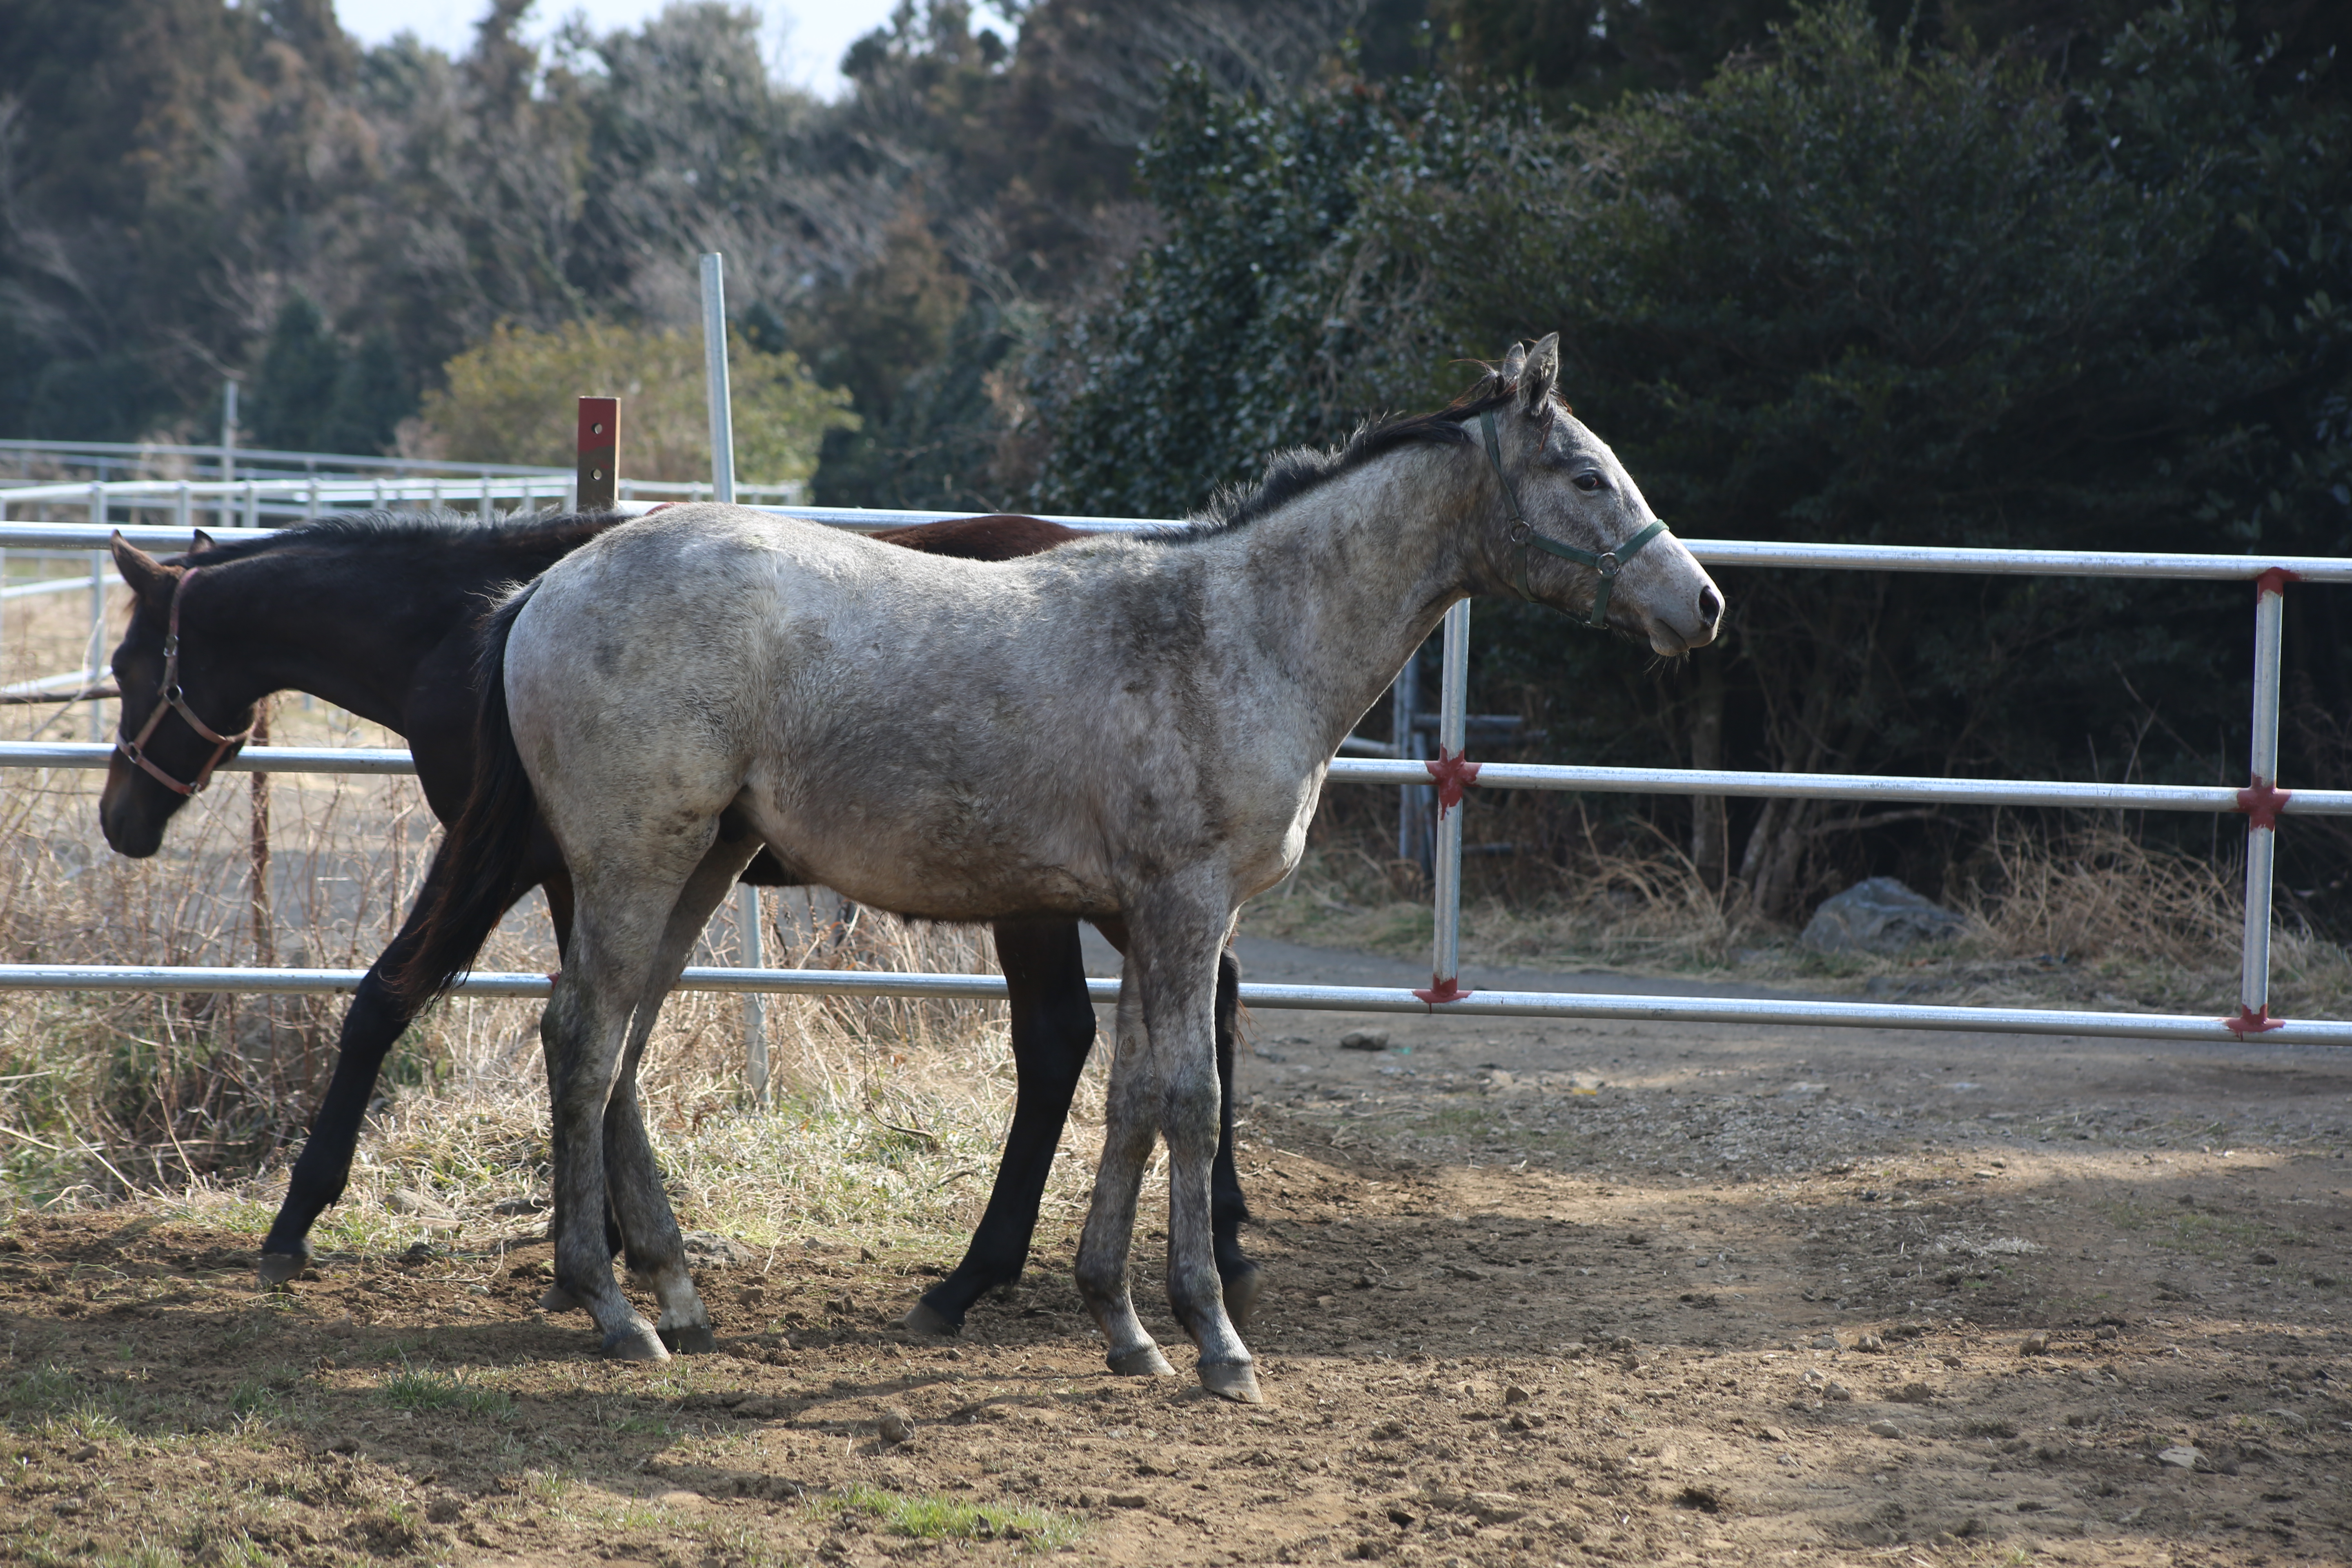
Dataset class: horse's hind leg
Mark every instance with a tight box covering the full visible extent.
[526,865,631,1314]
[1208,947,1263,1330]
[906,919,1096,1335]
[600,835,761,1354]
[543,846,733,1361]
[1074,973,1174,1379]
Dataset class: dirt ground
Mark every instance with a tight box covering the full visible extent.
[3,962,2350,1567]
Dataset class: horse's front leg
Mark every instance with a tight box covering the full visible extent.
[1074,972,1175,1378]
[1099,885,1261,1403]
[1093,918,1259,1326]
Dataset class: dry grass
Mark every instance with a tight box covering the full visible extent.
[1245,813,2352,1021]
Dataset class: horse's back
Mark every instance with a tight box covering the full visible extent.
[507,503,1309,919]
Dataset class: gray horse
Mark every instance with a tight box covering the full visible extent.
[399,336,1722,1402]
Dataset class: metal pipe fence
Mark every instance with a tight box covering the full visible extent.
[1,513,2340,1051]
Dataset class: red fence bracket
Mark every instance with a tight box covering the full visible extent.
[1413,973,1473,1007]
[2223,1004,2286,1036]
[1426,747,1481,818]
[2255,566,2301,598]
[2236,777,2291,831]
[577,396,619,512]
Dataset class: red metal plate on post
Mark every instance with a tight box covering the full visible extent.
[577,396,619,512]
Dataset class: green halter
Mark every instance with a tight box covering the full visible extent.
[1479,409,1668,629]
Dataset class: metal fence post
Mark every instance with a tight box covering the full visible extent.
[701,250,766,1101]
[2235,572,2291,1032]
[1424,600,1472,1002]
[86,483,106,741]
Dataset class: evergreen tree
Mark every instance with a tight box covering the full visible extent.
[247,295,344,453]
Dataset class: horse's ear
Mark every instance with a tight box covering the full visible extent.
[1518,333,1561,414]
[1499,341,1529,386]
[189,529,218,555]
[109,532,181,601]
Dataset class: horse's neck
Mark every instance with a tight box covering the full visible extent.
[198,547,452,734]
[1222,448,1476,752]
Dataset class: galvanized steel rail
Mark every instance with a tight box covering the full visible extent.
[4,965,2347,1048]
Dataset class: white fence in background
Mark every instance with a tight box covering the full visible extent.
[0,468,808,719]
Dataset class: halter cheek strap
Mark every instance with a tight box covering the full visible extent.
[114,566,256,797]
[1479,410,1668,628]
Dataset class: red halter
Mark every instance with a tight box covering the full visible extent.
[114,566,256,797]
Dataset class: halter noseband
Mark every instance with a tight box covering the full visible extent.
[1479,410,1668,628]
[114,566,256,797]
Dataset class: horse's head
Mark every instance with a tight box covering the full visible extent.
[100,531,259,858]
[1466,335,1722,656]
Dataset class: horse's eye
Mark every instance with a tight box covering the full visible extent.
[1573,471,1606,493]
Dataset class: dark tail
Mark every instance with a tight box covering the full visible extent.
[390,580,546,1008]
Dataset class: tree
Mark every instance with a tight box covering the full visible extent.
[1028,0,2352,919]
[1030,67,1516,519]
[414,318,855,487]
[247,295,345,452]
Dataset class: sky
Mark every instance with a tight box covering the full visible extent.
[330,0,960,98]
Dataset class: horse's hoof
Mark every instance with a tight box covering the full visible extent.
[1199,1359,1263,1404]
[1221,1265,1266,1335]
[657,1323,717,1355]
[539,1283,584,1313]
[601,1324,670,1361]
[901,1298,962,1336]
[1108,1345,1177,1378]
[256,1251,307,1291]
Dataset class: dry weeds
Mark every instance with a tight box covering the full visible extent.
[1245,817,2352,1025]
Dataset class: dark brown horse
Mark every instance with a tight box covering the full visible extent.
[101,511,1259,1335]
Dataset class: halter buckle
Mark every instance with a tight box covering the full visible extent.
[1597,552,1621,577]
[1507,521,1532,545]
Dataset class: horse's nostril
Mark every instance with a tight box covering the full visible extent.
[1699,585,1724,625]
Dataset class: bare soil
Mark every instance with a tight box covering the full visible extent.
[3,962,2350,1568]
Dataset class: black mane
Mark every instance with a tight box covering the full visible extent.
[1173,378,1520,541]
[167,508,628,567]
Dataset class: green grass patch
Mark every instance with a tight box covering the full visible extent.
[3,1360,80,1417]
[378,1361,514,1419]
[2091,1199,2294,1259]
[812,1484,1082,1549]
